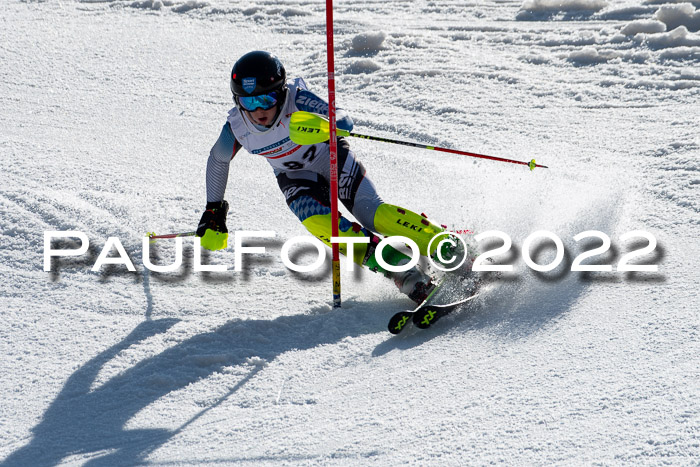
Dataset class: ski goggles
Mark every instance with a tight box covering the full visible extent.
[237,91,281,111]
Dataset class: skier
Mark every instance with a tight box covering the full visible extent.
[197,51,463,303]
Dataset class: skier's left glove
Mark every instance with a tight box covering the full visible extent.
[197,200,229,251]
[336,109,354,132]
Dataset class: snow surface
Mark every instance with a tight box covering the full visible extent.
[1,0,699,465]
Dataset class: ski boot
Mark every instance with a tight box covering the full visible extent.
[393,261,434,304]
[363,235,434,303]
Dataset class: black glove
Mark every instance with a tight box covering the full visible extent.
[196,200,229,237]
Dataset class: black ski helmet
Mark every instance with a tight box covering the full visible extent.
[230,51,286,98]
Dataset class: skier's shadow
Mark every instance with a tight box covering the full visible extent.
[2,305,384,467]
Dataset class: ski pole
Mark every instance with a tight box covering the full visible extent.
[289,111,548,171]
[146,231,196,240]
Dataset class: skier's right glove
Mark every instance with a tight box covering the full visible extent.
[197,200,229,251]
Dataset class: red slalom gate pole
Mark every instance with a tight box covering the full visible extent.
[326,0,341,308]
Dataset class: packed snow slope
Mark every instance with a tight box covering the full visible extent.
[1,0,699,465]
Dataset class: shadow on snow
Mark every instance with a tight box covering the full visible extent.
[1,304,386,466]
[4,255,640,465]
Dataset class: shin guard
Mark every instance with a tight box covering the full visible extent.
[372,203,446,256]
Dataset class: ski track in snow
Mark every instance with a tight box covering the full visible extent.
[1,0,699,465]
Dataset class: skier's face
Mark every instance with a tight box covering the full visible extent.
[246,106,277,127]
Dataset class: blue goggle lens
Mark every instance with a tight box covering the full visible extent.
[238,92,280,111]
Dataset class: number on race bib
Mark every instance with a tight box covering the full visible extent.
[283,161,304,170]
